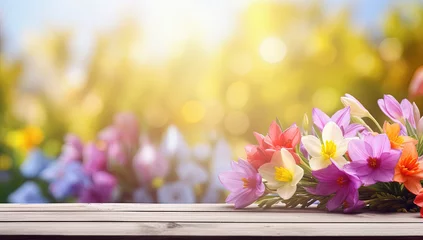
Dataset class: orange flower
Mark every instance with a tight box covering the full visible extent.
[394,143,423,195]
[414,189,423,218]
[383,122,417,149]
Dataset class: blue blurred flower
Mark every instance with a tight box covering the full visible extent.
[157,181,195,203]
[20,149,52,178]
[40,161,89,200]
[133,188,154,203]
[8,181,48,203]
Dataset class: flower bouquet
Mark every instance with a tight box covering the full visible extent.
[219,94,423,217]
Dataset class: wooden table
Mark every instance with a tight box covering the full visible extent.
[0,204,421,239]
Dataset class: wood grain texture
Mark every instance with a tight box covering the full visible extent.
[0,204,421,237]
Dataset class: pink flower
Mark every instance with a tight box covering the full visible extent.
[345,134,401,186]
[83,142,107,174]
[246,121,301,170]
[133,139,169,184]
[107,142,127,166]
[378,94,416,130]
[219,159,265,208]
[98,112,140,150]
[58,134,84,163]
[312,107,366,137]
[79,171,117,203]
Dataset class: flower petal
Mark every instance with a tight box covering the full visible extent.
[309,156,331,171]
[280,148,296,172]
[312,108,331,130]
[276,184,297,200]
[322,122,343,143]
[331,107,351,130]
[301,135,321,158]
[347,140,371,161]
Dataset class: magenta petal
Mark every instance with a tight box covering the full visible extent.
[379,151,401,170]
[314,182,340,195]
[401,99,416,127]
[345,160,373,176]
[327,188,348,211]
[344,124,366,137]
[218,172,244,192]
[372,168,394,183]
[383,95,403,120]
[331,107,351,130]
[365,134,390,157]
[312,164,341,182]
[312,108,331,130]
[348,140,371,161]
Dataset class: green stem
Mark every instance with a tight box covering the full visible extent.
[368,115,383,133]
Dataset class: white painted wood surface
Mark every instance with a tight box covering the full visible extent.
[0,204,421,236]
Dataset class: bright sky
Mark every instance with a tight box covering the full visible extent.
[1,0,422,63]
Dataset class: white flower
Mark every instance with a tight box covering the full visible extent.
[301,122,351,170]
[258,149,304,200]
[341,94,370,118]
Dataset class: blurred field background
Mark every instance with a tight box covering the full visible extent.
[1,0,423,202]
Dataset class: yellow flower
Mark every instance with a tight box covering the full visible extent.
[6,126,44,152]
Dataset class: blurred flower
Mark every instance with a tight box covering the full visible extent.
[394,143,423,195]
[107,141,127,166]
[133,138,169,184]
[41,161,89,200]
[307,161,362,212]
[192,143,212,162]
[58,134,83,163]
[133,188,154,203]
[177,161,208,185]
[8,181,48,203]
[378,94,416,129]
[6,126,44,152]
[83,142,107,174]
[210,138,232,189]
[312,107,365,138]
[114,112,140,149]
[79,171,118,203]
[340,94,370,118]
[157,181,195,203]
[383,122,417,149]
[201,183,221,203]
[246,121,301,170]
[258,149,303,200]
[302,122,351,170]
[160,125,191,162]
[345,134,401,186]
[408,66,423,98]
[20,149,52,178]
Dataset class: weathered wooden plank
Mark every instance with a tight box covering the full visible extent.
[0,222,422,236]
[0,211,421,223]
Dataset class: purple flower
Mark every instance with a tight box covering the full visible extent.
[219,159,265,208]
[8,181,48,203]
[58,134,84,163]
[378,94,416,130]
[83,142,107,174]
[345,134,401,186]
[312,107,366,137]
[307,161,363,212]
[40,161,89,200]
[107,141,127,166]
[79,171,118,203]
[20,149,52,178]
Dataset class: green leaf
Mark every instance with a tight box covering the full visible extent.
[405,119,418,140]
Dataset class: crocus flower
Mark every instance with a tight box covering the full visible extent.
[340,94,371,118]
[345,134,401,185]
[20,149,52,178]
[307,161,362,212]
[302,122,352,170]
[8,181,48,203]
[79,171,118,203]
[157,181,196,203]
[83,142,107,174]
[258,148,304,200]
[378,94,416,129]
[383,121,417,149]
[219,159,265,208]
[408,66,423,98]
[133,140,169,184]
[393,143,423,195]
[414,189,423,218]
[312,107,366,138]
[246,121,301,170]
[58,134,84,163]
[41,161,89,200]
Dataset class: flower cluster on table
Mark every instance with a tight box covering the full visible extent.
[219,94,423,217]
[8,113,232,203]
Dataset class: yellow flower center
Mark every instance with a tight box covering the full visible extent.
[241,178,249,188]
[321,140,337,160]
[274,166,293,182]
